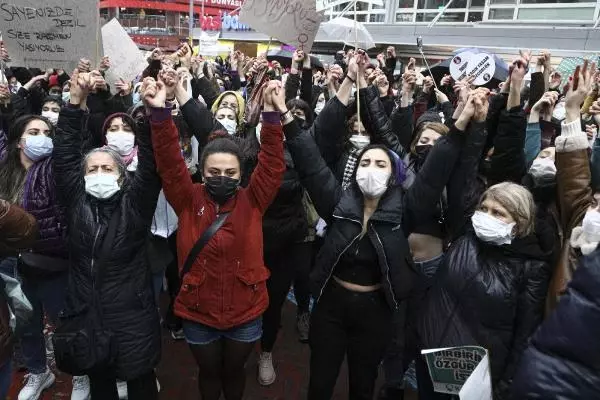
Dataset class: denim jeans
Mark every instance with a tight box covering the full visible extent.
[19,270,68,374]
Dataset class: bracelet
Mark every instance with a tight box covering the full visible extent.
[280,110,292,120]
[346,75,355,83]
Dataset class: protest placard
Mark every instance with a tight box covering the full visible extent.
[421,346,492,399]
[102,18,147,93]
[239,0,324,53]
[449,51,474,82]
[0,0,99,71]
[466,53,495,86]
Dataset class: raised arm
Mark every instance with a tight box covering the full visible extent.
[52,70,89,208]
[146,77,195,216]
[247,80,286,212]
[127,117,162,221]
[362,84,405,157]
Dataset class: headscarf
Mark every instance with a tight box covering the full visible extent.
[211,91,246,123]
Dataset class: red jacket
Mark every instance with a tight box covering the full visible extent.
[151,111,285,329]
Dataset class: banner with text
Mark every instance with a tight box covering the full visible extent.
[101,18,147,94]
[0,0,99,71]
[239,0,324,53]
[421,346,492,399]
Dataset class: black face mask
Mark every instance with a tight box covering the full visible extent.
[204,176,240,205]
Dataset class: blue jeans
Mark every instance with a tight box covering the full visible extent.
[0,359,11,399]
[19,271,68,374]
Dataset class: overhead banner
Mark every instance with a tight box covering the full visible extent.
[0,0,99,70]
[101,18,147,93]
[239,0,324,53]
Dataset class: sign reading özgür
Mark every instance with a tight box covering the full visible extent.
[0,0,99,70]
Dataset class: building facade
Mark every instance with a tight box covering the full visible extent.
[100,0,600,55]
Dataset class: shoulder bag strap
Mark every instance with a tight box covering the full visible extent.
[180,212,230,280]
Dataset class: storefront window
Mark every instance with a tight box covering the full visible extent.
[396,12,415,21]
[398,0,416,8]
[467,11,483,21]
[370,14,386,21]
[488,8,515,18]
[520,0,591,3]
[416,11,466,21]
[518,6,595,19]
[469,0,485,6]
[489,0,516,4]
[417,0,467,9]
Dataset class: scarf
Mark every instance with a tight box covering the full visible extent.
[342,149,359,190]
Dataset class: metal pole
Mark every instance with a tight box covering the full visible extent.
[189,0,194,45]
[427,0,455,28]
[200,0,205,52]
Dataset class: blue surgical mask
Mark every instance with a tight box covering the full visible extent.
[62,92,70,103]
[22,135,53,162]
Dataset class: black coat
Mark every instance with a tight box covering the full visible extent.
[511,248,600,399]
[283,119,464,309]
[417,231,551,398]
[53,107,162,380]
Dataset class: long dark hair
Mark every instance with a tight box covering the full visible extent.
[0,115,53,203]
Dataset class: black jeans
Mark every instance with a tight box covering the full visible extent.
[308,279,393,400]
[89,370,157,400]
[261,241,312,352]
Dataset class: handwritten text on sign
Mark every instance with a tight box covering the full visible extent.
[0,0,99,70]
[239,0,324,53]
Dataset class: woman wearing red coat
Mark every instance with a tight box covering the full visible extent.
[147,75,286,400]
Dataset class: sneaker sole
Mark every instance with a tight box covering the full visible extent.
[258,372,276,386]
[23,373,55,400]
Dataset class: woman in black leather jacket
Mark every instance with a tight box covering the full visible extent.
[280,65,475,399]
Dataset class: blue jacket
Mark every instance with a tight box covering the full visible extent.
[511,248,600,399]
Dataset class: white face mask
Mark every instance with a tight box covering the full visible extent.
[315,101,325,115]
[471,210,515,246]
[582,210,600,243]
[356,168,390,198]
[106,132,135,156]
[349,134,370,150]
[84,173,121,199]
[219,118,237,135]
[62,91,71,103]
[41,110,59,126]
[528,157,556,184]
[22,135,53,162]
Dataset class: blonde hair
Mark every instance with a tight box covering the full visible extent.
[480,182,536,237]
[410,122,449,154]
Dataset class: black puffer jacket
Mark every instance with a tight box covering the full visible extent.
[283,120,465,309]
[511,248,600,399]
[53,107,162,380]
[262,147,307,254]
[417,230,551,398]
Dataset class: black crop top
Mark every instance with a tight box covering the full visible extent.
[334,234,382,286]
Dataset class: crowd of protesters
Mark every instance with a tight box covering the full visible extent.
[0,40,600,400]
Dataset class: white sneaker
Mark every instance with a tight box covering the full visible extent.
[71,376,90,400]
[257,352,276,386]
[156,377,161,392]
[117,380,128,399]
[18,369,55,400]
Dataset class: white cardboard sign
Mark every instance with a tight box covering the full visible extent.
[449,51,474,82]
[240,0,324,53]
[0,0,99,71]
[450,51,495,86]
[101,18,147,92]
